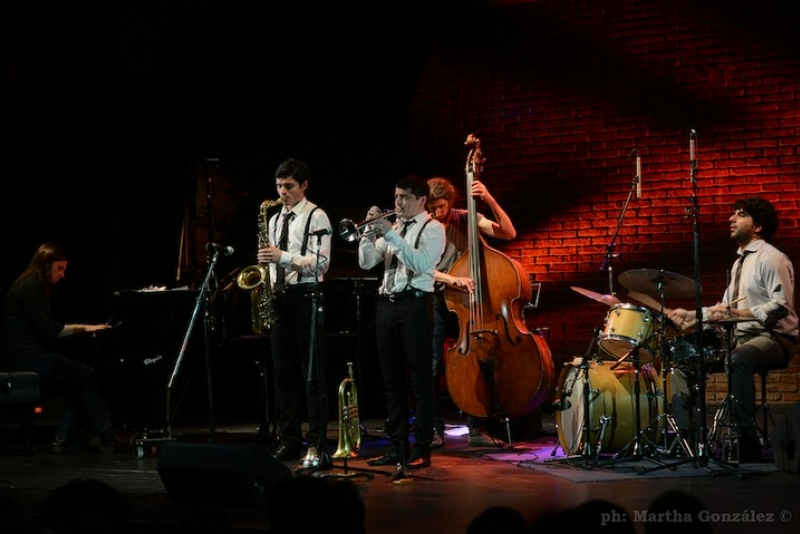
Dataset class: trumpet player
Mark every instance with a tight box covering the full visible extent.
[358,175,445,469]
[256,158,333,467]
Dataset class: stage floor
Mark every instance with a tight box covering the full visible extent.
[1,412,798,534]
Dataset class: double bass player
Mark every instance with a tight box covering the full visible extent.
[427,175,518,448]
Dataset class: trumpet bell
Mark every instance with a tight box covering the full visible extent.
[337,210,396,242]
[338,218,360,243]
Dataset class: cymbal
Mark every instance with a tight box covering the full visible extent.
[570,286,621,306]
[627,290,663,312]
[618,269,696,299]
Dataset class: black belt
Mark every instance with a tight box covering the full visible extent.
[279,283,319,294]
[378,290,431,303]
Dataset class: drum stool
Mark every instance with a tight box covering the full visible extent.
[0,372,41,453]
[755,361,788,449]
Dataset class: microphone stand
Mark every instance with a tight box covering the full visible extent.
[300,235,390,479]
[548,327,605,468]
[639,131,741,477]
[598,156,638,295]
[165,246,222,442]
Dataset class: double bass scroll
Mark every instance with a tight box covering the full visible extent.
[444,134,555,419]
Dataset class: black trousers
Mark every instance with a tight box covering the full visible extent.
[7,351,113,440]
[270,286,328,450]
[375,294,435,455]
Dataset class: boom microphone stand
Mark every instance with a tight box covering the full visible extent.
[598,148,639,295]
[548,327,606,468]
[165,243,228,442]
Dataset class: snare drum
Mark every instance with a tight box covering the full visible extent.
[667,328,725,370]
[599,304,657,363]
[555,361,662,455]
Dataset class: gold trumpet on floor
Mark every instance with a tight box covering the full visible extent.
[332,361,361,458]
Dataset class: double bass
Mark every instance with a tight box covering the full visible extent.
[445,134,554,419]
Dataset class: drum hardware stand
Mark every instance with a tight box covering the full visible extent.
[641,130,742,478]
[595,333,669,470]
[647,273,697,463]
[548,328,606,468]
[706,319,748,466]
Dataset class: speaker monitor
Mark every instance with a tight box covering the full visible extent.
[156,442,291,507]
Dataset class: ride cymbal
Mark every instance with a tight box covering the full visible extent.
[618,269,697,300]
[570,286,621,306]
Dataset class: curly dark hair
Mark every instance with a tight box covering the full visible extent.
[733,196,779,241]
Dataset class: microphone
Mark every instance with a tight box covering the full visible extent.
[689,129,697,165]
[635,152,642,199]
[551,399,571,411]
[205,242,235,256]
[309,228,332,237]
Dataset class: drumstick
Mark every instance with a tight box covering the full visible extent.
[627,290,663,312]
[679,297,747,331]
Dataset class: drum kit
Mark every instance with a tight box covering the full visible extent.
[553,268,737,469]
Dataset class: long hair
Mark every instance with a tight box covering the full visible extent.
[16,243,68,291]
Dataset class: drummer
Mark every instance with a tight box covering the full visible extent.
[665,197,797,463]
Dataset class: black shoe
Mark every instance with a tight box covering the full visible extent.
[272,443,302,462]
[431,430,445,449]
[367,449,402,466]
[407,452,431,468]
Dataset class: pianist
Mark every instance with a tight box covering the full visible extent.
[0,242,117,452]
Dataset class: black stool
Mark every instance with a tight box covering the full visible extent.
[755,362,789,448]
[0,372,41,452]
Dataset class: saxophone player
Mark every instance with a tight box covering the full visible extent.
[256,158,333,467]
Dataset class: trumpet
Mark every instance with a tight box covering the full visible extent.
[338,209,396,242]
[331,361,361,458]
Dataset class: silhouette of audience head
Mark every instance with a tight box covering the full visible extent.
[40,478,129,533]
[268,475,365,534]
[0,489,31,534]
[466,505,526,534]
[177,502,234,533]
[557,499,636,534]
[645,490,714,534]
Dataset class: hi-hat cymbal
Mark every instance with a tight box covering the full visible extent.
[618,269,697,299]
[570,286,621,306]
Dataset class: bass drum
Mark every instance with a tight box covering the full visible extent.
[555,360,662,455]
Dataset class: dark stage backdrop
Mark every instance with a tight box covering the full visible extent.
[2,0,799,414]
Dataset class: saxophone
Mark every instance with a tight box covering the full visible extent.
[236,198,283,336]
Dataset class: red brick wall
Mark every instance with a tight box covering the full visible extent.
[404,0,800,406]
